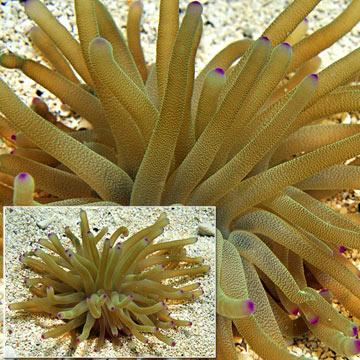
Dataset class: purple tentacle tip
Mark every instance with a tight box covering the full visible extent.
[46,286,51,290]
[155,327,159,332]
[10,150,14,155]
[215,67,225,75]
[34,248,38,253]
[113,333,118,337]
[87,230,91,234]
[282,42,291,47]
[354,339,360,353]
[171,341,176,347]
[145,339,149,344]
[10,134,16,140]
[87,296,91,300]
[260,36,270,41]
[76,337,80,343]
[310,73,319,81]
[189,321,193,326]
[92,37,107,47]
[94,349,98,353]
[111,307,115,311]
[246,300,255,313]
[18,172,28,180]
[180,290,184,294]
[57,313,62,318]
[65,249,69,253]
[304,17,309,23]
[103,294,107,298]
[309,315,319,325]
[68,253,72,258]
[129,294,134,299]
[189,1,201,7]
[41,334,45,339]
[291,307,300,315]
[353,326,358,337]
[339,245,346,253]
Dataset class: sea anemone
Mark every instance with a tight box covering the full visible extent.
[6,207,214,357]
[1,0,360,359]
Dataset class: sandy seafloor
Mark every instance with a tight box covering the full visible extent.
[0,0,360,359]
[4,206,216,358]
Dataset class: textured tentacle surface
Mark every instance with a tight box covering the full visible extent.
[1,0,360,358]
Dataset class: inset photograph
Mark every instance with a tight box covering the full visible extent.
[4,206,216,358]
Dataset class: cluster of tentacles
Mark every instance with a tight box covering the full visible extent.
[9,210,208,350]
[1,0,360,358]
